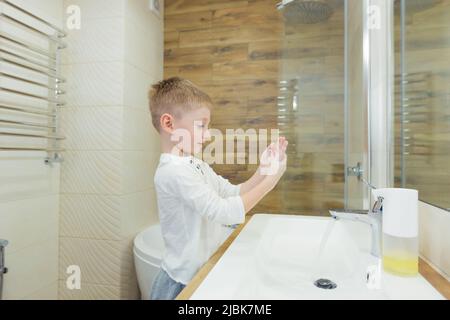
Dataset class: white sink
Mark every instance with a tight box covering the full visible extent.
[190,214,444,300]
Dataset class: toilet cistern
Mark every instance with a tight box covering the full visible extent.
[329,196,384,258]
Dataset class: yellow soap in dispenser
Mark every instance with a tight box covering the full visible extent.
[372,188,419,276]
[382,233,418,276]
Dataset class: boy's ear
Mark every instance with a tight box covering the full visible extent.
[160,113,174,133]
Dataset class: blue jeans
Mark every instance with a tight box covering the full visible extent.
[150,268,186,300]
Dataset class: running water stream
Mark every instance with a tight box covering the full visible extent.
[310,219,337,282]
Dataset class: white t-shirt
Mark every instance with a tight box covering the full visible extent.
[154,153,246,285]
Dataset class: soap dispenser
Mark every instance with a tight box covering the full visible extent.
[372,188,419,276]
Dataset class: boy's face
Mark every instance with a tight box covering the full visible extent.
[171,106,211,155]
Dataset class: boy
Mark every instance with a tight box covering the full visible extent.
[148,77,288,300]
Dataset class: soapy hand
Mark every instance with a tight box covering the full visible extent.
[259,137,288,176]
[240,137,289,213]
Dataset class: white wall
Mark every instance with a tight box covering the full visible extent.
[0,0,64,300]
[58,0,163,300]
[419,201,450,280]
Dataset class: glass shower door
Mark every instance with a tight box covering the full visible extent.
[394,0,450,210]
[274,0,347,216]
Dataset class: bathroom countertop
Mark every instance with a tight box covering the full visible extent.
[176,215,450,300]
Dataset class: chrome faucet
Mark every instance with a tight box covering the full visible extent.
[329,197,384,258]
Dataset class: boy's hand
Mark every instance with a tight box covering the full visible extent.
[259,137,288,176]
[240,137,289,213]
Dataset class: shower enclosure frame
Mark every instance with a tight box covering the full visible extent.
[344,0,395,209]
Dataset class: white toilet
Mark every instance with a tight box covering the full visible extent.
[133,224,165,300]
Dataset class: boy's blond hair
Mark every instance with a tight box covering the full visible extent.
[148,77,213,131]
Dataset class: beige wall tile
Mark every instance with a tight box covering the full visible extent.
[123,63,157,109]
[61,107,123,151]
[24,282,58,300]
[60,194,121,240]
[419,202,450,279]
[124,18,163,77]
[0,157,60,203]
[63,62,125,107]
[59,238,123,285]
[121,151,156,194]
[58,280,121,300]
[120,189,158,238]
[63,0,126,19]
[3,239,58,300]
[0,195,58,254]
[63,18,125,64]
[61,151,122,195]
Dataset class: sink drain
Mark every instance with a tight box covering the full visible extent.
[314,278,337,290]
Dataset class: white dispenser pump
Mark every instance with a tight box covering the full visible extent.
[372,188,419,276]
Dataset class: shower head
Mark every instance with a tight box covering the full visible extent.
[277,0,339,24]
